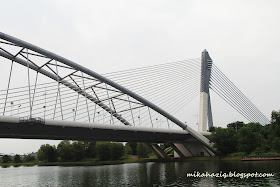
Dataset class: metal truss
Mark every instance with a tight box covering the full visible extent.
[0,32,185,129]
[0,32,217,153]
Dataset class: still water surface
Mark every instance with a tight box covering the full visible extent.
[1,161,280,186]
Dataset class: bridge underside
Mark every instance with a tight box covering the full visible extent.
[0,116,194,142]
[0,122,196,142]
[0,116,214,158]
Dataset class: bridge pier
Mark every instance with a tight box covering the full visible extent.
[173,141,215,158]
[145,143,169,158]
[169,143,188,158]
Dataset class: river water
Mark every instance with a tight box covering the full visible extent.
[0,161,280,186]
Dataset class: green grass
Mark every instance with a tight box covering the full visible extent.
[0,162,38,167]
[249,152,280,156]
[148,155,158,159]
[228,152,247,157]
[7,154,280,167]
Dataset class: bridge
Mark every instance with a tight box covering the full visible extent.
[0,32,269,158]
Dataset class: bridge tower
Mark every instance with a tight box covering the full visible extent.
[198,49,213,132]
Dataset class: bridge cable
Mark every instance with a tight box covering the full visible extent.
[210,68,259,123]
[210,64,269,125]
[3,60,13,115]
[212,65,269,124]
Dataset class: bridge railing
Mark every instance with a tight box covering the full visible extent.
[19,116,45,124]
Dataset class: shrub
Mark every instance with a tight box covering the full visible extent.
[110,143,125,160]
[125,145,133,155]
[121,154,130,160]
[23,154,36,162]
[137,143,150,158]
[228,152,247,157]
[96,142,111,161]
[2,155,11,163]
[13,154,21,163]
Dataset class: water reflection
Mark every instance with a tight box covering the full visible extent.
[0,161,279,186]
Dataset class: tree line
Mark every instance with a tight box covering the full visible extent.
[1,153,35,163]
[209,110,280,156]
[38,141,151,162]
[1,141,151,163]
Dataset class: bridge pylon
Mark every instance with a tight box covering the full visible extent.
[198,49,213,132]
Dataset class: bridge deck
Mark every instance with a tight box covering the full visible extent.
[0,116,199,143]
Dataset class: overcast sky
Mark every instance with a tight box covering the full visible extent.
[1,0,280,154]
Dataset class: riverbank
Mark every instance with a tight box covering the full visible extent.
[40,156,244,166]
[0,156,245,167]
[0,162,37,167]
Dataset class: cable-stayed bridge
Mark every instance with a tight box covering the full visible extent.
[0,32,269,158]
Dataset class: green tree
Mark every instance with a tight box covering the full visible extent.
[37,144,58,162]
[227,121,244,132]
[251,147,265,155]
[209,127,238,155]
[110,143,125,160]
[83,141,96,158]
[72,141,86,161]
[260,138,271,153]
[57,141,96,162]
[126,142,137,155]
[2,155,11,163]
[57,140,75,162]
[268,110,280,141]
[272,137,280,153]
[13,154,21,163]
[237,123,265,154]
[125,144,133,155]
[37,149,45,161]
[137,143,150,158]
[48,146,58,162]
[23,154,35,162]
[271,110,280,125]
[209,126,216,132]
[96,142,111,161]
